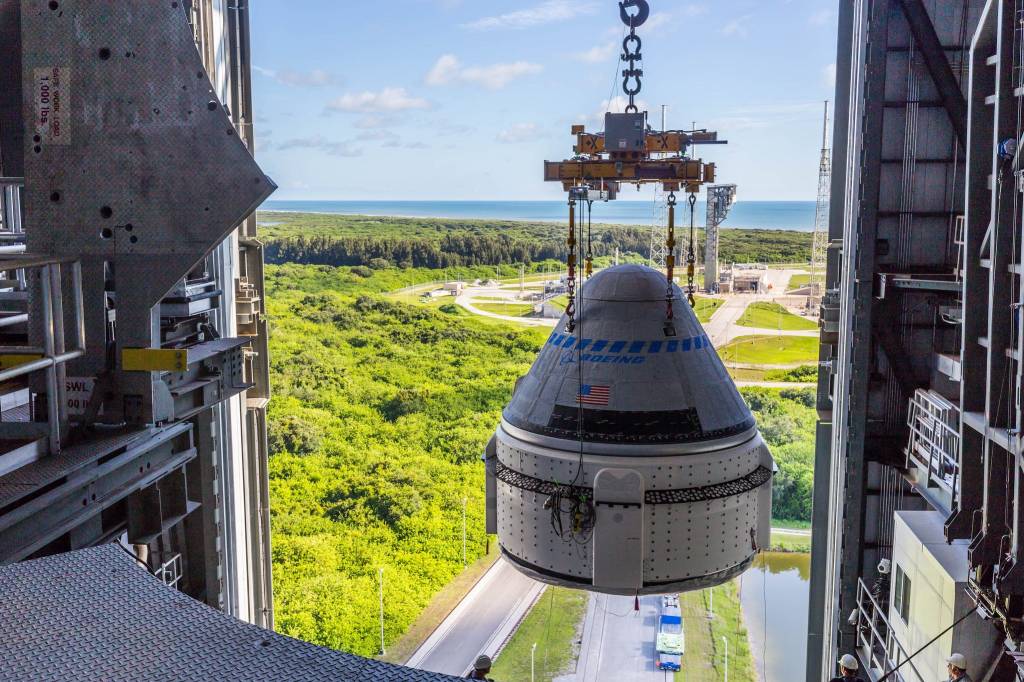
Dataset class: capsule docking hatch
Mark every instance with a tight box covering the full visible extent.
[484,265,775,595]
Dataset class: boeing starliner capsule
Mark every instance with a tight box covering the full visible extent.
[484,264,775,595]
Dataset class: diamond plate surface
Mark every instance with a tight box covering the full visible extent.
[0,426,156,507]
[0,546,460,681]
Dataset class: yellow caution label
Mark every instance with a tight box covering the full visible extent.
[122,348,189,372]
[0,353,43,369]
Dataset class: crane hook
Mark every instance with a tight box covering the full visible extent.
[618,0,650,29]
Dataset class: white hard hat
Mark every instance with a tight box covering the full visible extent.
[839,654,859,670]
[947,653,967,669]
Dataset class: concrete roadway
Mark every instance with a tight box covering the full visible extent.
[558,594,672,682]
[406,558,545,677]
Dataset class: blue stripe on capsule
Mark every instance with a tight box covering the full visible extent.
[609,341,626,353]
[628,341,645,354]
[591,340,608,352]
[681,338,692,352]
[647,341,662,354]
[666,340,679,353]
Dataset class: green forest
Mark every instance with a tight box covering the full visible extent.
[260,212,813,269]
[265,255,817,656]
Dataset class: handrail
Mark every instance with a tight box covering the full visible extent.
[0,259,86,454]
[905,389,960,497]
[855,578,927,682]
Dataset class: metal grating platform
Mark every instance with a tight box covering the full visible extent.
[0,427,160,508]
[0,546,459,681]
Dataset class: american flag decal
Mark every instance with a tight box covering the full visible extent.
[577,384,610,406]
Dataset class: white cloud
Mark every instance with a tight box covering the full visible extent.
[497,123,540,143]
[355,129,395,142]
[576,95,650,126]
[823,63,837,90]
[253,66,340,88]
[277,136,363,157]
[382,139,431,150]
[425,55,543,90]
[680,4,708,17]
[352,115,399,130]
[644,13,674,32]
[573,41,617,64]
[809,8,834,26]
[426,54,462,86]
[709,102,822,131]
[722,14,752,38]
[325,88,430,113]
[464,0,596,30]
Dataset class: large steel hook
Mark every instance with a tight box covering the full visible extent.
[618,0,650,29]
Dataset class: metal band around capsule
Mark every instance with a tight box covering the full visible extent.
[492,461,773,505]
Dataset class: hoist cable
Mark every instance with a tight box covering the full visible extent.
[687,192,697,307]
[586,200,594,277]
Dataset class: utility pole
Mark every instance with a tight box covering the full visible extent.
[707,587,714,620]
[531,642,537,682]
[722,636,729,682]
[462,497,468,567]
[520,264,525,296]
[378,567,385,655]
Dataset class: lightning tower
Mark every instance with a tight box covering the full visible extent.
[809,101,830,308]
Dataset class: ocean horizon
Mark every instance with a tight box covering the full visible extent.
[259,200,818,232]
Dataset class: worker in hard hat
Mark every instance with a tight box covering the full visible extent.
[829,654,865,682]
[467,654,494,680]
[946,653,971,682]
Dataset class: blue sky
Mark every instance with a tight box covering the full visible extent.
[250,1,838,202]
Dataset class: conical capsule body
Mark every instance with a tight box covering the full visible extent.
[485,264,774,594]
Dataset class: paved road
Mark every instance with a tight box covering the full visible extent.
[559,594,671,682]
[703,295,753,346]
[406,559,545,677]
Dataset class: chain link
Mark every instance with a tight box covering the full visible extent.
[665,192,677,325]
[565,198,577,333]
[619,1,649,113]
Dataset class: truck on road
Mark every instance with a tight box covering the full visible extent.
[656,596,684,672]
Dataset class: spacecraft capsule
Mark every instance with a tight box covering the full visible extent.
[484,264,774,595]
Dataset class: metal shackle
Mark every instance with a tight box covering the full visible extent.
[618,0,650,28]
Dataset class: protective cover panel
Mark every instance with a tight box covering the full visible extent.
[592,467,644,590]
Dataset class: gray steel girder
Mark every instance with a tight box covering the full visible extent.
[896,0,968,146]
[19,0,275,353]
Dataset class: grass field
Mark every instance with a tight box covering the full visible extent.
[380,548,500,665]
[736,301,818,331]
[719,335,819,365]
[770,529,812,553]
[473,302,536,317]
[491,586,588,682]
[678,581,756,682]
[694,296,723,324]
[787,272,824,291]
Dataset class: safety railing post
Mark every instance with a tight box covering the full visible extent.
[39,265,60,454]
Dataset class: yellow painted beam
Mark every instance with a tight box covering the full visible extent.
[122,348,189,372]
[0,353,43,370]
